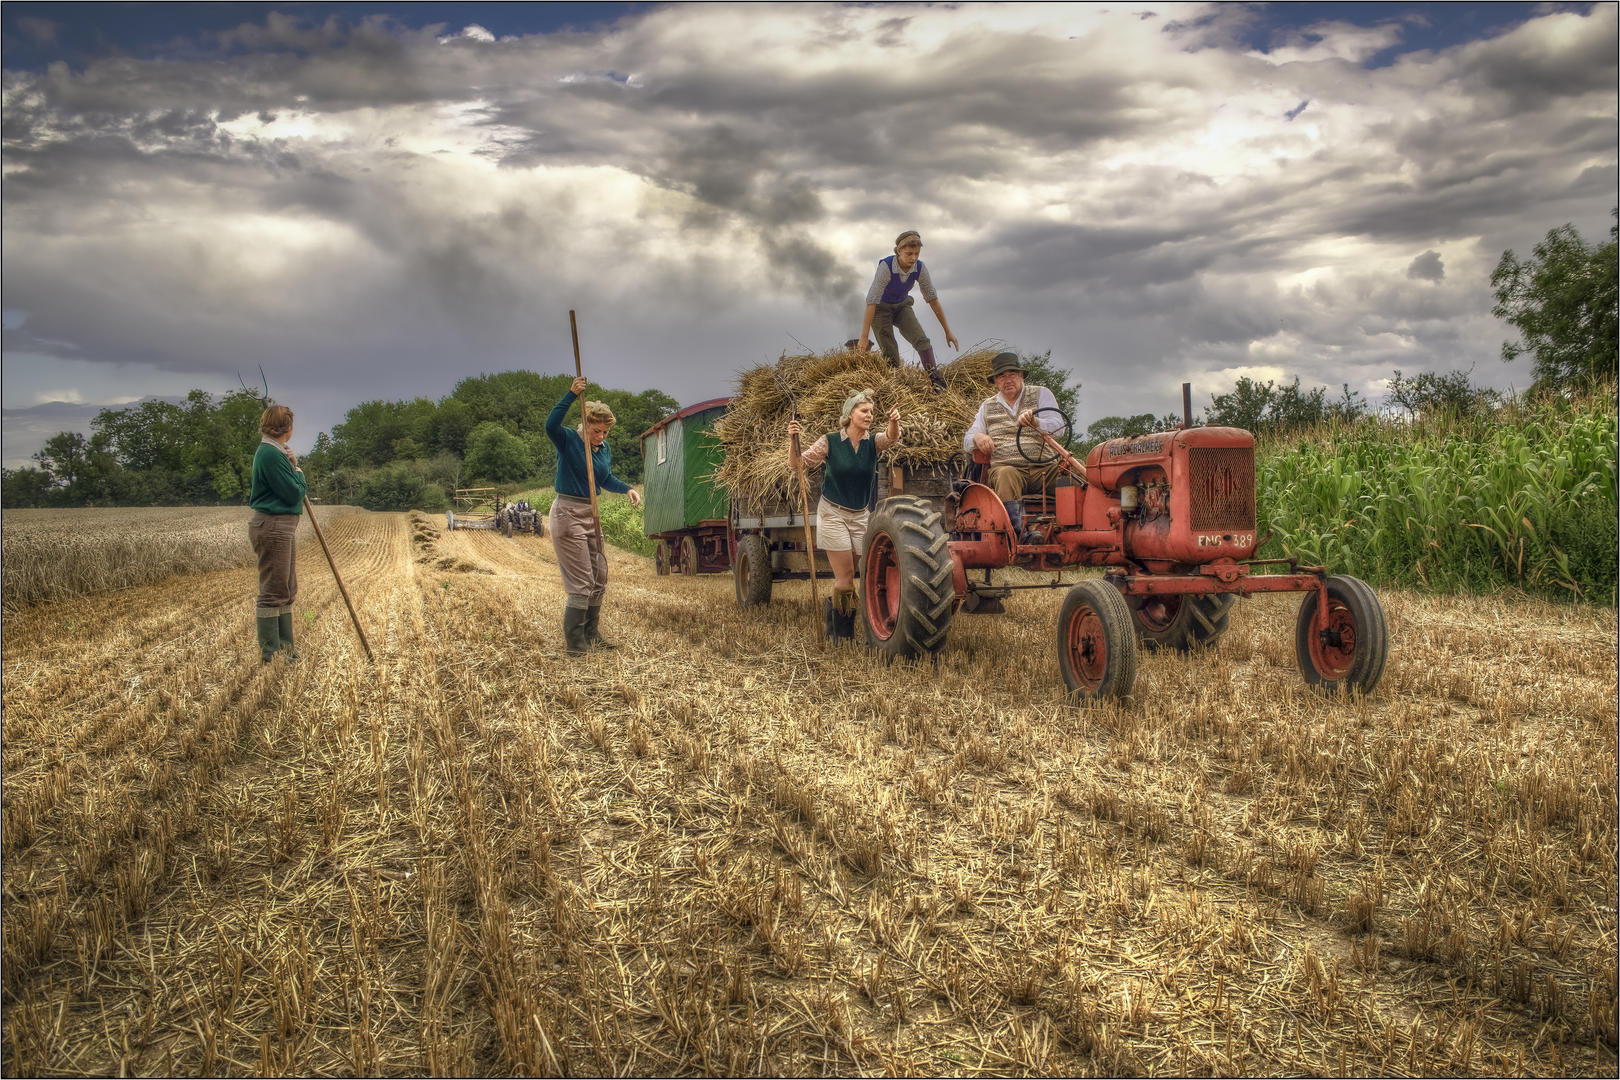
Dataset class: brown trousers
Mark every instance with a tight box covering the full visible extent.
[872,297,931,364]
[249,511,300,617]
[987,460,1062,503]
[549,496,607,608]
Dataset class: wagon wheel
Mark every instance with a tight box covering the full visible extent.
[1294,575,1387,695]
[655,540,671,576]
[1058,580,1138,701]
[1015,407,1074,465]
[861,496,954,661]
[734,533,772,607]
[1115,587,1236,652]
[679,535,698,576]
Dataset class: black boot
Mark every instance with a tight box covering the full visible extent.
[1003,500,1024,540]
[920,347,946,391]
[833,588,859,639]
[585,604,617,650]
[256,614,280,664]
[276,609,301,663]
[823,597,838,640]
[563,607,590,657]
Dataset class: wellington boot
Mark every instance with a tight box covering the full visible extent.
[277,611,301,663]
[823,598,838,641]
[256,616,280,664]
[563,607,590,657]
[920,348,946,392]
[585,605,617,650]
[832,588,859,640]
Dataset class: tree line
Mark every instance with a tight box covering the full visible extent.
[5,213,1612,510]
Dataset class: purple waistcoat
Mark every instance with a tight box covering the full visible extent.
[878,256,925,305]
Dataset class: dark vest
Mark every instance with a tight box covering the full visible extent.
[820,430,878,511]
[878,256,924,305]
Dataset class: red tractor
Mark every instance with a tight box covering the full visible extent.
[859,411,1388,700]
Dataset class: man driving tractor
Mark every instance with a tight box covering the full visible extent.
[961,351,1068,541]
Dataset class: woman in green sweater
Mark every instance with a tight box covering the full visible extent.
[249,404,307,663]
[787,389,902,640]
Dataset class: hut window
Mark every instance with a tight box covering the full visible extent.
[657,428,666,465]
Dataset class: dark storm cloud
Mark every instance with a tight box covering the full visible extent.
[1407,250,1445,282]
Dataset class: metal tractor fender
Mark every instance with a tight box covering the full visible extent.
[944,481,1016,598]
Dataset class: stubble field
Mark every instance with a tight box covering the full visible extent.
[2,507,1615,1075]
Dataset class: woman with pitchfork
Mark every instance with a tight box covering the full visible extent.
[248,404,306,664]
[788,389,902,640]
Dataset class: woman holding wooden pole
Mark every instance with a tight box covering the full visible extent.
[787,390,902,641]
[248,404,307,663]
[545,374,641,656]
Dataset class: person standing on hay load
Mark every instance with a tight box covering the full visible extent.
[248,404,306,664]
[547,376,642,657]
[963,352,1067,542]
[788,389,902,640]
[857,230,958,392]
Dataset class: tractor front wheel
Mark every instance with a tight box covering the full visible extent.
[734,533,772,607]
[1120,589,1236,651]
[1294,575,1387,695]
[861,497,954,661]
[1058,580,1138,701]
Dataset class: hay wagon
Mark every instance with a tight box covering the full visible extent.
[640,399,734,576]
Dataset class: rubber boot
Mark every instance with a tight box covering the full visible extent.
[919,347,946,392]
[833,588,859,639]
[585,604,617,650]
[824,597,839,641]
[563,606,590,657]
[256,616,280,664]
[276,609,301,663]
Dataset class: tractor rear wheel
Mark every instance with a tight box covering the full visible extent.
[1058,580,1138,701]
[501,514,513,537]
[1119,589,1236,651]
[655,540,671,576]
[734,533,772,606]
[446,511,456,531]
[1294,575,1387,695]
[861,496,954,661]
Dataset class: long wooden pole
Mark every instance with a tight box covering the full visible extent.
[302,496,373,662]
[789,414,825,644]
[568,310,603,541]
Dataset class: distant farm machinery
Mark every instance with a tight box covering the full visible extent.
[445,488,542,537]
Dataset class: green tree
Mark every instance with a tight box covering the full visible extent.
[1385,368,1500,422]
[1085,414,1158,444]
[1017,351,1082,428]
[463,421,535,483]
[360,461,449,512]
[1206,376,1365,434]
[1492,211,1618,395]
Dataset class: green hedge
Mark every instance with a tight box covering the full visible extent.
[513,487,656,558]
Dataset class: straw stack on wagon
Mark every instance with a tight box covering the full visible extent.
[712,345,1005,508]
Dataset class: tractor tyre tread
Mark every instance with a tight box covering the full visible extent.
[862,499,955,661]
[735,533,772,607]
[1294,574,1387,696]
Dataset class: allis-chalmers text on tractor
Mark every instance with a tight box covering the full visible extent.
[729,404,1388,702]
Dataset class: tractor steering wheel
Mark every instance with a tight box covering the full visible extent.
[1015,407,1074,464]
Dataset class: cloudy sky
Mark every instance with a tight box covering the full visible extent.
[3,1,1615,465]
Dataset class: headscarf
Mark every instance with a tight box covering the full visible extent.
[840,388,874,430]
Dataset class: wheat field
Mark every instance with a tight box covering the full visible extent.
[1,508,1614,1075]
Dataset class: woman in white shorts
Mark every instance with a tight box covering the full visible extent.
[788,389,902,639]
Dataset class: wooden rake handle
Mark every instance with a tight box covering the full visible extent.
[303,497,373,662]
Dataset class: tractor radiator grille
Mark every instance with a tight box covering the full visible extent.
[1187,447,1255,531]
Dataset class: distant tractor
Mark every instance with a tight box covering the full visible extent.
[641,399,734,576]
[855,411,1387,700]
